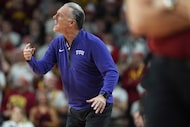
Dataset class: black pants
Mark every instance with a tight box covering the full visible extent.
[66,104,113,127]
[141,55,190,127]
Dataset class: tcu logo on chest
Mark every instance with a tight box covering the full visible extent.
[76,50,85,55]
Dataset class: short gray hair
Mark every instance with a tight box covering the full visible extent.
[65,2,85,29]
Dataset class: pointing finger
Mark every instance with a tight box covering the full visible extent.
[25,43,31,49]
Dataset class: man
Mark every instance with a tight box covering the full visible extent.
[23,2,119,127]
[124,0,190,127]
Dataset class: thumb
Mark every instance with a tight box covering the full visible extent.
[31,48,36,54]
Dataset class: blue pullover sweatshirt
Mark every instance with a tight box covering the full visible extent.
[28,29,119,110]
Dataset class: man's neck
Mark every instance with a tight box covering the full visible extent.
[65,29,80,46]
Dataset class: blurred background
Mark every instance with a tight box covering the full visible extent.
[0,0,150,127]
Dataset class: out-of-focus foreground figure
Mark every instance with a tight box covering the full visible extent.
[124,0,190,127]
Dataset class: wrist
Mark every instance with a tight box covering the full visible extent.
[99,91,109,99]
[26,59,31,62]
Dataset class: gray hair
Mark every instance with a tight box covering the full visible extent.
[65,2,85,29]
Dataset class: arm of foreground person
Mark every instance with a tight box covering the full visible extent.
[175,0,190,21]
[124,0,190,38]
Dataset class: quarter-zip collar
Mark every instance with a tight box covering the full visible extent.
[64,29,84,67]
[64,29,84,51]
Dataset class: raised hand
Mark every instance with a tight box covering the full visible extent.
[23,43,35,61]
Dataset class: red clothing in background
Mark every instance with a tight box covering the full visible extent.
[33,107,52,127]
[1,89,36,115]
[148,29,190,59]
[122,64,147,103]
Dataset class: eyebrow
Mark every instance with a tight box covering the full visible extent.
[56,11,63,15]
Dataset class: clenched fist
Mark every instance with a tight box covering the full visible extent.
[23,43,35,61]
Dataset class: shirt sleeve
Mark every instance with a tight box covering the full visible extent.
[91,38,119,96]
[27,39,57,75]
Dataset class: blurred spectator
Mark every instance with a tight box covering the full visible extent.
[116,47,130,77]
[96,0,121,26]
[3,0,28,33]
[110,83,128,127]
[45,14,55,35]
[130,100,145,127]
[7,51,34,88]
[103,33,119,63]
[83,2,97,33]
[69,0,98,7]
[45,17,60,38]
[118,32,148,56]
[32,8,45,26]
[25,19,45,47]
[29,90,60,127]
[0,71,6,108]
[0,14,4,34]
[0,0,7,12]
[0,49,11,75]
[1,20,21,51]
[36,33,54,59]
[19,35,33,50]
[133,111,144,127]
[44,2,62,37]
[0,49,9,125]
[39,0,64,17]
[24,0,41,18]
[93,18,106,39]
[1,75,36,119]
[122,47,147,127]
[43,71,68,127]
[112,7,128,48]
[2,105,34,127]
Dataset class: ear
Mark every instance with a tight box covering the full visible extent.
[69,19,76,27]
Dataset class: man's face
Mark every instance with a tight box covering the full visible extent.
[53,5,73,34]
